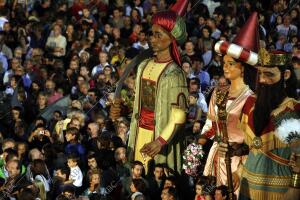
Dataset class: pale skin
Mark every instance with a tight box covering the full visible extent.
[139,24,173,158]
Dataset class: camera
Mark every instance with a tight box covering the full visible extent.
[39,130,45,135]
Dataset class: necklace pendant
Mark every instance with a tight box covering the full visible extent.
[252,136,263,149]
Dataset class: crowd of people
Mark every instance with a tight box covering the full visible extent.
[0,0,299,200]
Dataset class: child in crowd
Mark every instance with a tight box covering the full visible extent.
[66,154,83,188]
[195,179,206,200]
[188,92,202,123]
[130,178,147,200]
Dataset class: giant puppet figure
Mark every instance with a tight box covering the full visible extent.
[238,48,300,200]
[125,0,189,174]
[201,12,259,192]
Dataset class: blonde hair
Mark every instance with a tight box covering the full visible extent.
[34,180,46,200]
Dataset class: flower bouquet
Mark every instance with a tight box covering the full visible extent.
[182,143,205,177]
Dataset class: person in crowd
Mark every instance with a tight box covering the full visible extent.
[66,154,83,189]
[121,161,148,200]
[214,185,228,200]
[147,163,165,200]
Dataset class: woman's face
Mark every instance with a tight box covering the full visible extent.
[276,15,282,24]
[131,9,139,19]
[117,122,128,135]
[196,185,203,195]
[198,16,205,25]
[91,174,100,184]
[32,83,40,91]
[66,25,74,33]
[17,144,26,156]
[88,29,95,38]
[223,55,243,80]
[291,10,298,19]
[10,77,17,88]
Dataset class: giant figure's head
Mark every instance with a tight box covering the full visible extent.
[150,0,188,65]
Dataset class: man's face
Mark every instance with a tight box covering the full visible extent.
[3,23,10,32]
[88,92,97,103]
[132,165,143,178]
[193,122,201,133]
[17,144,26,156]
[154,167,164,180]
[87,123,98,137]
[65,132,75,142]
[14,49,22,59]
[150,24,172,54]
[138,32,146,42]
[7,161,20,178]
[257,66,281,85]
[114,147,126,162]
[88,158,98,169]
[182,62,191,74]
[53,25,61,37]
[45,80,55,91]
[189,83,199,92]
[99,52,108,63]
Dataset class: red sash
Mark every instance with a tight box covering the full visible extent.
[138,108,155,130]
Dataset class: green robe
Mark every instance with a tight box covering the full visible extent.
[128,58,188,174]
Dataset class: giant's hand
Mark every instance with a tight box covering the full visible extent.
[140,140,162,158]
[218,142,249,158]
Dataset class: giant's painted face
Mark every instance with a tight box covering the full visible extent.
[256,66,281,85]
[223,55,243,81]
[150,24,172,54]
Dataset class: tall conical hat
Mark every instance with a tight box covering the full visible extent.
[170,0,189,17]
[214,12,260,66]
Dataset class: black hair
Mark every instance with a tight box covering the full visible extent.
[4,148,18,163]
[67,154,79,164]
[189,91,199,99]
[132,160,144,169]
[165,186,178,199]
[55,167,70,178]
[215,185,228,198]
[154,163,164,170]
[132,178,147,193]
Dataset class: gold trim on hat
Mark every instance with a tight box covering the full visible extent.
[258,48,291,67]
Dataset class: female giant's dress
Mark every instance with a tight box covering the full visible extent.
[201,86,253,188]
